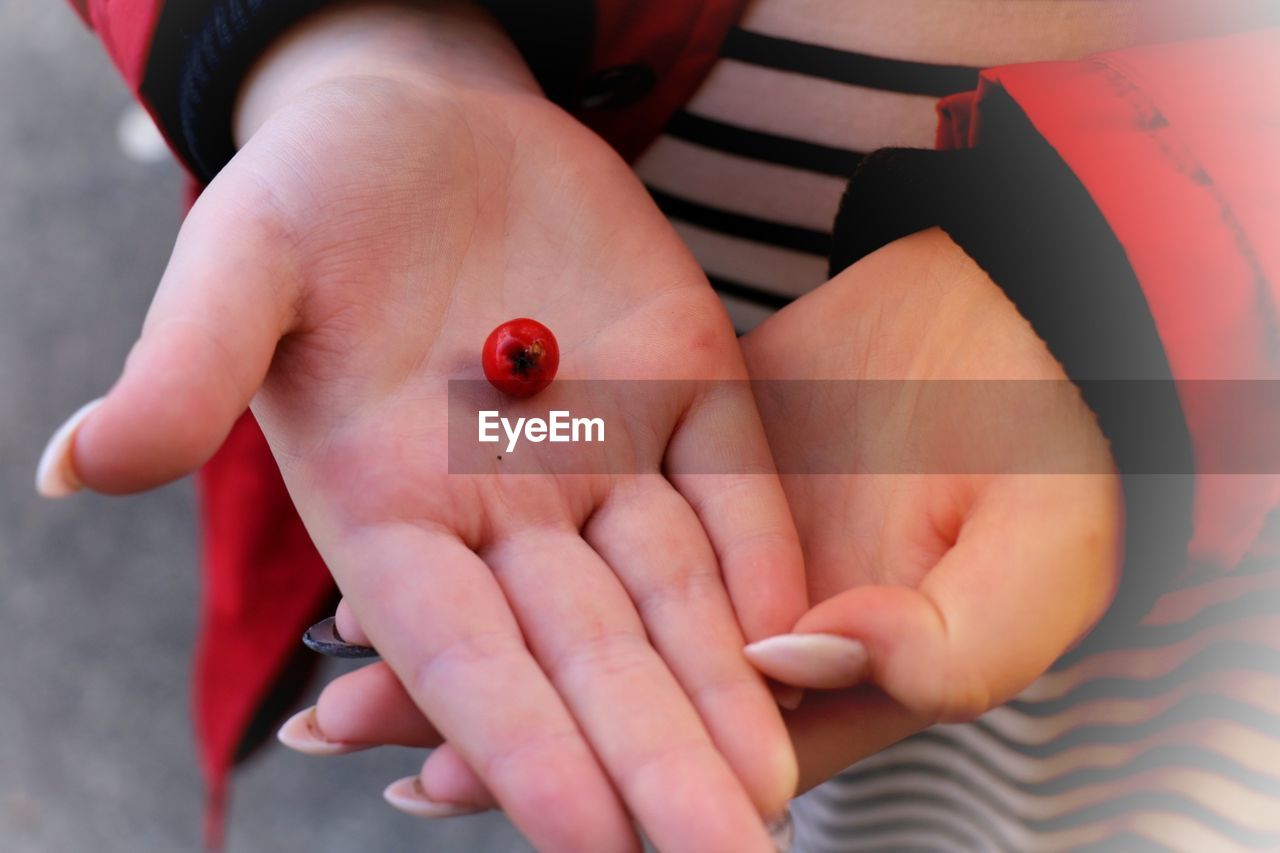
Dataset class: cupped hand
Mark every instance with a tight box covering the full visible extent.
[301,227,1122,813]
[739,227,1122,789]
[44,4,806,850]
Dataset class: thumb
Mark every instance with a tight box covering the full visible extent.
[36,174,300,496]
[746,475,1122,722]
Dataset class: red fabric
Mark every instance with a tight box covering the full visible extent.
[576,0,750,162]
[66,0,90,26]
[84,0,163,89]
[940,31,1280,573]
[194,413,335,848]
[935,91,976,151]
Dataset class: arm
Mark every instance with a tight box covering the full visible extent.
[62,0,748,178]
[46,2,808,849]
[63,0,578,180]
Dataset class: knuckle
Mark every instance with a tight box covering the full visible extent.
[921,666,993,724]
[617,736,714,802]
[198,168,299,268]
[719,524,794,567]
[543,627,651,689]
[479,731,635,853]
[632,561,724,621]
[410,629,523,697]
[686,669,767,713]
[477,728,583,785]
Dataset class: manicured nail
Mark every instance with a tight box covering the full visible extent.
[745,633,869,690]
[277,706,371,756]
[771,682,805,711]
[35,398,104,498]
[383,776,488,819]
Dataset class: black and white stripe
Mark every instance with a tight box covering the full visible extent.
[791,562,1280,850]
[637,12,980,330]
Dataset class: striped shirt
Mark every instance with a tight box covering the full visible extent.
[636,1,1280,849]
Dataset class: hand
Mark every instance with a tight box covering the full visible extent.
[742,227,1122,789]
[39,3,806,850]
[295,228,1121,809]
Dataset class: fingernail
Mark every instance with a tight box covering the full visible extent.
[745,633,869,689]
[383,776,488,819]
[767,806,795,852]
[35,398,104,498]
[770,682,805,711]
[277,706,371,756]
[302,616,379,659]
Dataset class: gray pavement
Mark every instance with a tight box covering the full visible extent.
[0,6,527,851]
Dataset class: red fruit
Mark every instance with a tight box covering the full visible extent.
[482,318,560,398]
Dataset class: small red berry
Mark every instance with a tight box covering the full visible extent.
[482,318,560,398]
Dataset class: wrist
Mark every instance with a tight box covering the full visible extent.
[234,1,542,147]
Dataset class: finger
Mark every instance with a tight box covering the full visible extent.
[331,527,638,853]
[303,657,502,811]
[333,598,371,646]
[585,478,797,818]
[385,765,493,820]
[333,549,796,815]
[311,661,442,748]
[283,659,501,811]
[664,381,809,643]
[751,474,1121,722]
[277,660,445,756]
[785,688,929,794]
[330,537,780,842]
[65,170,301,494]
[485,527,776,853]
[305,654,805,822]
[417,745,500,812]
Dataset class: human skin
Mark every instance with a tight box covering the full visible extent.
[306,227,1122,807]
[36,2,812,851]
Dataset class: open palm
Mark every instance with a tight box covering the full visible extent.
[67,67,804,852]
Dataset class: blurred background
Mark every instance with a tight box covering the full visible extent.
[0,5,526,850]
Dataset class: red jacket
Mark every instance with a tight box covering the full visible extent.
[66,0,1280,842]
